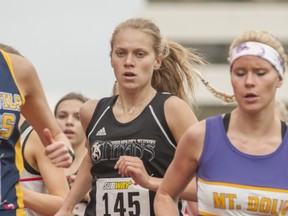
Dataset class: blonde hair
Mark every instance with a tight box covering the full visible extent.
[229,30,287,72]
[110,17,206,106]
[203,30,288,104]
[110,18,238,105]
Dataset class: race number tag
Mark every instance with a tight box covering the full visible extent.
[96,177,150,216]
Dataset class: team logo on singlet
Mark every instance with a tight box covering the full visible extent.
[91,142,101,162]
[91,139,156,163]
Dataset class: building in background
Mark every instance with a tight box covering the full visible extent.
[140,0,288,119]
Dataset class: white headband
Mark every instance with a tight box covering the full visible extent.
[228,42,285,79]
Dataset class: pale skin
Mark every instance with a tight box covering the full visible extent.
[55,98,90,202]
[185,201,199,216]
[112,28,197,199]
[55,99,87,176]
[6,52,73,168]
[154,56,284,215]
[19,116,70,216]
[55,27,198,215]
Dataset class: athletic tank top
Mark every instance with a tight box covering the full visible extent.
[20,120,84,216]
[19,120,46,216]
[85,92,184,216]
[0,50,25,215]
[197,114,288,215]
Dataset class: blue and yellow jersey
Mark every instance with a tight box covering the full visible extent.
[0,49,25,216]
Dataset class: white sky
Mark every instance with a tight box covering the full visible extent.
[1,0,146,109]
[2,1,288,109]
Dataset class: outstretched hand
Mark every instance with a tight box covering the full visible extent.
[43,128,73,168]
[114,156,150,188]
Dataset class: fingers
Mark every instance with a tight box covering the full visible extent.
[114,156,151,188]
[43,128,54,147]
[45,141,72,168]
[115,156,143,177]
[53,160,72,168]
[43,128,73,168]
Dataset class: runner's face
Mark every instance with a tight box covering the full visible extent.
[111,28,161,91]
[55,99,86,146]
[231,56,282,114]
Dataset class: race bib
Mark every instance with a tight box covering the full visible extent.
[96,177,150,216]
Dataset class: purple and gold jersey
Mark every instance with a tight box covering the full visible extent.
[197,115,288,216]
[0,50,25,216]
